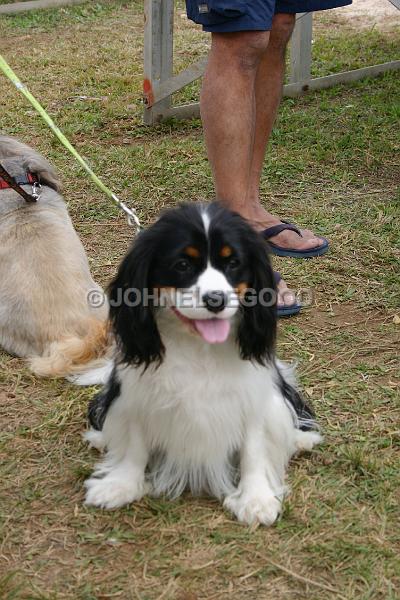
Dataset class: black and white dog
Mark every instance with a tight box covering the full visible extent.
[84,202,322,525]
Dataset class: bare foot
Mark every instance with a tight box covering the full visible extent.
[251,208,301,309]
[276,277,297,309]
[242,204,324,252]
[263,223,324,252]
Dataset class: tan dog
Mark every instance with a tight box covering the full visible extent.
[0,135,109,378]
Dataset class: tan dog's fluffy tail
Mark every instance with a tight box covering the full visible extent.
[29,320,110,379]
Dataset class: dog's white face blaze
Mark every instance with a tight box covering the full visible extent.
[201,210,211,233]
[171,264,239,344]
[175,264,238,320]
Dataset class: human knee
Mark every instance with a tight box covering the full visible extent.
[212,31,270,70]
[269,14,296,50]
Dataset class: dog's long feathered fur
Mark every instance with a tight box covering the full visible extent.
[83,203,322,525]
[0,136,109,378]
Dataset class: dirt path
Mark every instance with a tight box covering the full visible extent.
[334,0,400,29]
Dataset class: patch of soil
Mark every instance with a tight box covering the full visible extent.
[305,302,390,329]
[332,0,400,30]
[297,303,400,372]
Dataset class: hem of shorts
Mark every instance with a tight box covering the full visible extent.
[275,0,351,11]
[202,21,272,33]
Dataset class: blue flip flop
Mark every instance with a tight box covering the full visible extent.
[262,221,329,258]
[275,272,301,318]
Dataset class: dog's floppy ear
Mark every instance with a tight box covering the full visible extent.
[237,232,277,365]
[108,231,164,369]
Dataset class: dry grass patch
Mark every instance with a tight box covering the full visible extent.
[1,2,399,599]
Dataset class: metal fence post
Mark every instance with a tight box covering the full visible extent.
[290,13,313,87]
[143,0,174,125]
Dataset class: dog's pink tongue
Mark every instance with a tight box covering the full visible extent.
[193,319,231,344]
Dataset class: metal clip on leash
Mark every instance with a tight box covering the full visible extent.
[0,54,142,235]
[31,180,42,201]
[111,193,142,231]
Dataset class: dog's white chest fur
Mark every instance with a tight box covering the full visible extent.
[107,327,269,498]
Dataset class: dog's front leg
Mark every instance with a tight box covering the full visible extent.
[84,420,149,510]
[224,420,283,526]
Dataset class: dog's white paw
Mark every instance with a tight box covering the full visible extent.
[84,475,150,509]
[224,489,281,526]
[295,430,323,452]
[83,429,106,451]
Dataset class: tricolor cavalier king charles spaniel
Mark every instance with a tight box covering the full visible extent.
[84,202,322,526]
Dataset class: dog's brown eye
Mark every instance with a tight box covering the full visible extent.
[175,259,192,272]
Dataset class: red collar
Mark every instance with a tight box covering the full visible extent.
[0,171,38,191]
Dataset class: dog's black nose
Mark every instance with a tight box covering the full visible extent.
[202,291,228,313]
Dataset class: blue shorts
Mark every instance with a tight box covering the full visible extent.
[186,0,352,32]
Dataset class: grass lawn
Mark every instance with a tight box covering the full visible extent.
[0,1,399,599]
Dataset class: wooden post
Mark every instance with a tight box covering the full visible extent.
[290,13,313,87]
[143,0,174,125]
